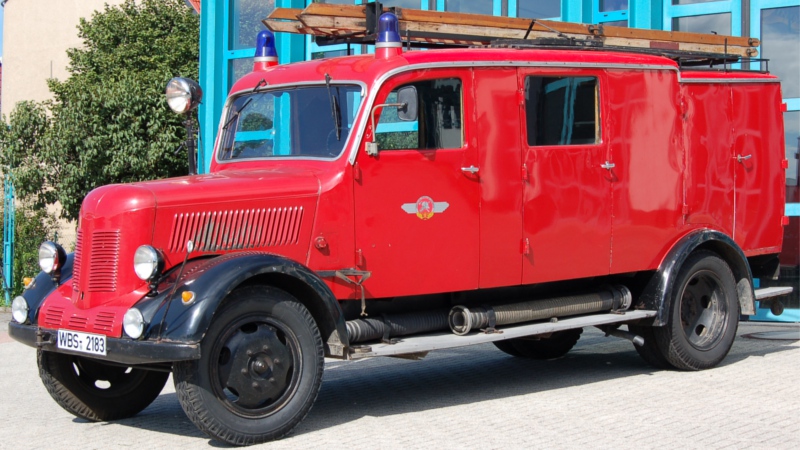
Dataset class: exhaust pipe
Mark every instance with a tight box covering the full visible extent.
[448,285,632,336]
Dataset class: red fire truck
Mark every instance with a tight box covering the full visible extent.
[8,5,793,446]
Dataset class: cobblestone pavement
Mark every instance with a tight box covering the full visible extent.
[1,311,798,450]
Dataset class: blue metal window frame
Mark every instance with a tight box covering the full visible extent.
[436,0,503,15]
[664,0,743,35]
[592,0,629,24]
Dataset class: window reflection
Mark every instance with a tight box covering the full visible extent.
[786,111,800,185]
[673,0,718,4]
[382,0,422,8]
[518,0,560,19]
[600,0,628,12]
[228,58,254,90]
[604,20,628,27]
[672,13,731,35]
[445,0,492,15]
[231,0,275,51]
[761,6,799,99]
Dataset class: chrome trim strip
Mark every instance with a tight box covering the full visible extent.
[680,78,781,84]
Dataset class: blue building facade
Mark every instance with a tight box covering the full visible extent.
[198,0,799,318]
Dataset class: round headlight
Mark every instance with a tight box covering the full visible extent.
[11,296,29,324]
[134,245,161,281]
[166,77,203,115]
[38,241,62,274]
[123,308,145,339]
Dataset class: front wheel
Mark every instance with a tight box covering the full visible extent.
[653,251,739,370]
[37,350,169,421]
[174,286,324,446]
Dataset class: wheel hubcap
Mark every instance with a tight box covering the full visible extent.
[679,270,728,350]
[213,317,300,415]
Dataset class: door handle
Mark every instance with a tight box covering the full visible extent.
[461,166,480,174]
[600,161,615,170]
[737,154,752,163]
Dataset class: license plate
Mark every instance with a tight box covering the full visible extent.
[57,329,107,356]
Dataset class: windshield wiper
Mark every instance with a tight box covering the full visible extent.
[325,73,342,141]
[221,80,265,132]
[222,97,252,131]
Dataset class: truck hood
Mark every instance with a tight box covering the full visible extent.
[132,168,321,208]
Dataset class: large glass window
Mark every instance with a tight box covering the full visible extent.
[524,76,599,146]
[231,0,275,50]
[786,111,800,185]
[761,6,799,99]
[600,0,628,12]
[445,0,493,15]
[376,78,463,150]
[219,85,363,160]
[672,12,732,34]
[517,0,561,19]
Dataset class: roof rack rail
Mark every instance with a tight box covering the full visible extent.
[264,1,760,62]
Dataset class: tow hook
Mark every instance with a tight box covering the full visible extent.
[36,329,54,347]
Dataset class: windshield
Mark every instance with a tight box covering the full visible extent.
[218,84,363,161]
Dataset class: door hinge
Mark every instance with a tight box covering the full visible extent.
[521,238,531,256]
[353,162,362,183]
[682,204,690,215]
[356,249,365,267]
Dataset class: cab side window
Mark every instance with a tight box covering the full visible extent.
[525,76,599,146]
[377,78,463,150]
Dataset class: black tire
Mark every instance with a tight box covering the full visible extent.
[492,328,583,360]
[628,324,674,370]
[173,286,324,446]
[37,350,169,421]
[653,251,739,370]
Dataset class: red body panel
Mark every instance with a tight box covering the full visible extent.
[45,48,786,323]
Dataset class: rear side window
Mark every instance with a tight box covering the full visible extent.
[524,76,599,146]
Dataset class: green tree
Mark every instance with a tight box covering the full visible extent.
[11,0,200,221]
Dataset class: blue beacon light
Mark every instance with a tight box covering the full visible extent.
[376,12,403,58]
[254,30,279,70]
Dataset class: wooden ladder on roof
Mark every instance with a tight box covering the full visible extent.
[264,2,760,61]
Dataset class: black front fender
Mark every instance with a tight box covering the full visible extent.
[137,252,349,358]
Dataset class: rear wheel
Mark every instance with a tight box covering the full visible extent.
[174,286,324,446]
[37,350,168,421]
[492,328,583,360]
[653,251,739,370]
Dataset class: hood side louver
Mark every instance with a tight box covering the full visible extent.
[168,207,304,253]
[87,231,121,292]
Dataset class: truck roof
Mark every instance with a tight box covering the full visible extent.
[231,46,777,96]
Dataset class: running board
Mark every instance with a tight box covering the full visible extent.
[349,310,657,360]
[754,287,794,300]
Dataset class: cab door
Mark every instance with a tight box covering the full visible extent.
[518,69,612,283]
[353,69,480,298]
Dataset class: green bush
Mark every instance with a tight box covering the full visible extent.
[1,201,57,300]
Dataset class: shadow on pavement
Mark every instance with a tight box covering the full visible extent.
[102,330,798,445]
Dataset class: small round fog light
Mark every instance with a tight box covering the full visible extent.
[11,296,29,324]
[123,308,145,339]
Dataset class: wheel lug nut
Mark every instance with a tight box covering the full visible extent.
[241,368,248,375]
[252,382,259,389]
[274,358,281,365]
[269,377,275,384]
[263,345,269,351]
[247,350,254,357]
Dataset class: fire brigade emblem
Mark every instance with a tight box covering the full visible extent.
[401,196,449,220]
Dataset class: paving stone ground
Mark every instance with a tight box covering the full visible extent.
[1,310,798,450]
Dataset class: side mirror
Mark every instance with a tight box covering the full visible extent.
[165,77,203,115]
[366,86,418,156]
[396,86,417,122]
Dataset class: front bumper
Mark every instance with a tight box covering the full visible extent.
[8,322,201,365]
